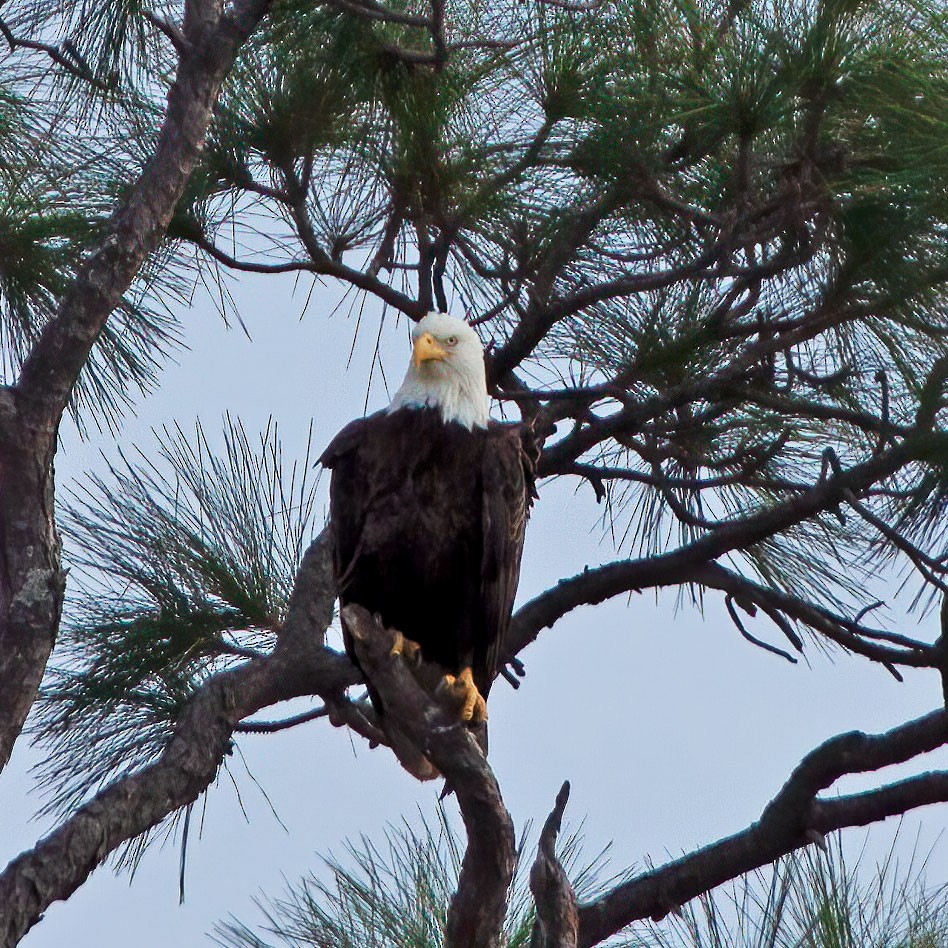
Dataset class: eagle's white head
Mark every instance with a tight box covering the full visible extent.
[389,312,489,430]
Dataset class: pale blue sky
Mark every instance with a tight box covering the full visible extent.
[3,269,947,947]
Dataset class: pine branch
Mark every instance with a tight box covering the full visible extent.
[509,428,945,661]
[576,709,948,946]
[278,159,426,320]
[0,0,273,775]
[342,605,517,948]
[536,294,865,475]
[189,230,320,274]
[234,705,329,734]
[0,17,113,88]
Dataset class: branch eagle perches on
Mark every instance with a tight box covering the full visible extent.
[341,604,518,948]
[7,529,948,948]
[6,0,948,945]
[9,586,948,948]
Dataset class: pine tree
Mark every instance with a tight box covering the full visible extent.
[3,1,948,946]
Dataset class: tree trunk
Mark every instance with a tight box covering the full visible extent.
[0,391,63,771]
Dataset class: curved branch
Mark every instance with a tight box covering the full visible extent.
[277,159,425,321]
[189,232,319,274]
[0,531,356,946]
[577,709,948,947]
[537,297,864,475]
[486,187,629,382]
[342,605,517,948]
[0,18,110,88]
[0,640,357,947]
[509,430,942,661]
[235,704,329,733]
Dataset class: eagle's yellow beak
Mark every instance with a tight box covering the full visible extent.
[412,332,447,368]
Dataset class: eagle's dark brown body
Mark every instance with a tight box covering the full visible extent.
[320,406,536,701]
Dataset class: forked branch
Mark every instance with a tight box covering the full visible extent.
[0,532,354,947]
[342,605,517,948]
[530,781,579,948]
[576,709,948,947]
[0,641,358,948]
[508,429,946,666]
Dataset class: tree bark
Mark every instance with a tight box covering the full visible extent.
[0,0,272,775]
[0,390,64,772]
[342,605,517,948]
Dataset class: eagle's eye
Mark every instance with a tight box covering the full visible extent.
[445,335,458,346]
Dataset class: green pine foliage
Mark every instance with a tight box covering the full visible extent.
[0,1,193,428]
[8,0,948,565]
[5,0,948,932]
[8,0,948,875]
[215,821,948,948]
[32,417,320,826]
[147,0,948,619]
[215,804,624,948]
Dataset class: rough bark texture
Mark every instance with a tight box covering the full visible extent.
[5,3,948,945]
[343,605,517,948]
[0,0,272,776]
[0,391,64,773]
[0,533,353,947]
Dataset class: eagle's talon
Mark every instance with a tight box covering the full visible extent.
[390,631,422,663]
[436,667,488,724]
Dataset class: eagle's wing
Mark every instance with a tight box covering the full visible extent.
[319,415,371,469]
[478,423,538,697]
[318,415,374,601]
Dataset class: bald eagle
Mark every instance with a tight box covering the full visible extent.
[320,313,536,725]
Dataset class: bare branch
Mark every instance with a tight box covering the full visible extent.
[576,709,948,947]
[142,10,191,56]
[0,18,113,88]
[530,781,579,948]
[235,705,329,734]
[725,595,799,664]
[510,430,943,662]
[342,605,516,948]
[694,563,926,674]
[190,231,320,275]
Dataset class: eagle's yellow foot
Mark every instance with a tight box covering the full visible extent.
[437,667,488,724]
[390,631,421,664]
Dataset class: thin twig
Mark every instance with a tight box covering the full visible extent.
[0,18,113,89]
[235,705,329,734]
